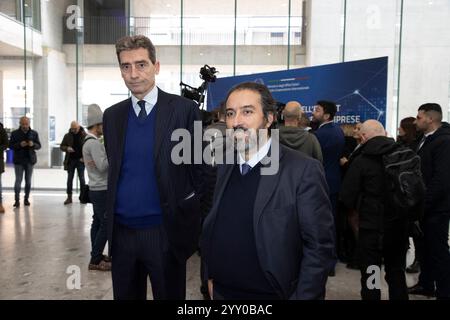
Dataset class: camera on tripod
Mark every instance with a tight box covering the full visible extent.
[180,64,219,108]
[199,65,218,83]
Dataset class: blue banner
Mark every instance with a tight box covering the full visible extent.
[206,57,388,125]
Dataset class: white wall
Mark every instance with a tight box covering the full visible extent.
[305,0,342,67]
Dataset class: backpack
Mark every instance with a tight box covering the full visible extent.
[80,136,96,204]
[382,144,425,220]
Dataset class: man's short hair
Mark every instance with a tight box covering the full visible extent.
[282,104,301,120]
[115,35,156,64]
[316,100,337,120]
[225,82,277,123]
[418,103,442,122]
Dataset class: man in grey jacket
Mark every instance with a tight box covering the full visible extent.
[82,104,110,271]
[279,101,323,162]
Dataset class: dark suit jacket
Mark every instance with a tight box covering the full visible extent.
[201,144,336,299]
[417,122,450,214]
[103,88,203,261]
[313,122,345,195]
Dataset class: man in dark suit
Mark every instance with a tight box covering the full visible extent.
[103,35,203,300]
[312,101,345,275]
[408,103,450,299]
[201,82,335,300]
[312,101,345,211]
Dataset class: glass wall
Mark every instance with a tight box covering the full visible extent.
[0,0,449,190]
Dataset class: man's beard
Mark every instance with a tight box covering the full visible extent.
[230,125,268,156]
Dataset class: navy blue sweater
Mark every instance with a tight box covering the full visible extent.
[209,163,277,299]
[115,106,162,228]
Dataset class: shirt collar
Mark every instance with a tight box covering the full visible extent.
[319,120,333,129]
[425,129,437,137]
[238,138,272,171]
[131,85,158,117]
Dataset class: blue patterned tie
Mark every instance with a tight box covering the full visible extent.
[241,163,252,175]
[137,100,147,120]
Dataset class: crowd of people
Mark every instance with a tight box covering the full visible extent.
[0,34,448,300]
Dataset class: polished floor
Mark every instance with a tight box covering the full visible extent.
[0,192,430,300]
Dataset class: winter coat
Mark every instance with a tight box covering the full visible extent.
[340,136,398,230]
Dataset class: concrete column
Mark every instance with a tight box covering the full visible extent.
[32,55,49,168]
[305,0,343,67]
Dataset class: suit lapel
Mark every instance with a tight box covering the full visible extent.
[115,98,131,169]
[206,163,235,234]
[154,88,175,159]
[253,146,284,229]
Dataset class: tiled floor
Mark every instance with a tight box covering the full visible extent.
[0,192,431,300]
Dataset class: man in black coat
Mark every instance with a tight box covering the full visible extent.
[408,103,450,299]
[340,120,409,300]
[9,117,41,208]
[103,35,203,300]
[60,121,87,205]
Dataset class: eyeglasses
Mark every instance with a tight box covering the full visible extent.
[120,61,150,73]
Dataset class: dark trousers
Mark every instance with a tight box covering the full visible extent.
[14,163,33,201]
[89,190,108,264]
[418,213,450,299]
[329,193,338,269]
[66,159,85,195]
[358,219,409,300]
[410,224,424,265]
[111,222,187,300]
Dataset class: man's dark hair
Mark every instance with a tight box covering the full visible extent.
[225,82,276,123]
[316,100,337,120]
[418,103,442,114]
[418,103,442,122]
[115,35,156,64]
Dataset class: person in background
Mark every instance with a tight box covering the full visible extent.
[396,116,422,274]
[408,103,450,299]
[312,100,345,276]
[9,116,41,208]
[60,121,87,205]
[397,117,419,150]
[83,104,111,272]
[340,120,410,300]
[299,112,312,131]
[0,122,9,213]
[279,101,323,162]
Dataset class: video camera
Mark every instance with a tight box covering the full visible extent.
[180,65,218,108]
[199,65,218,83]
